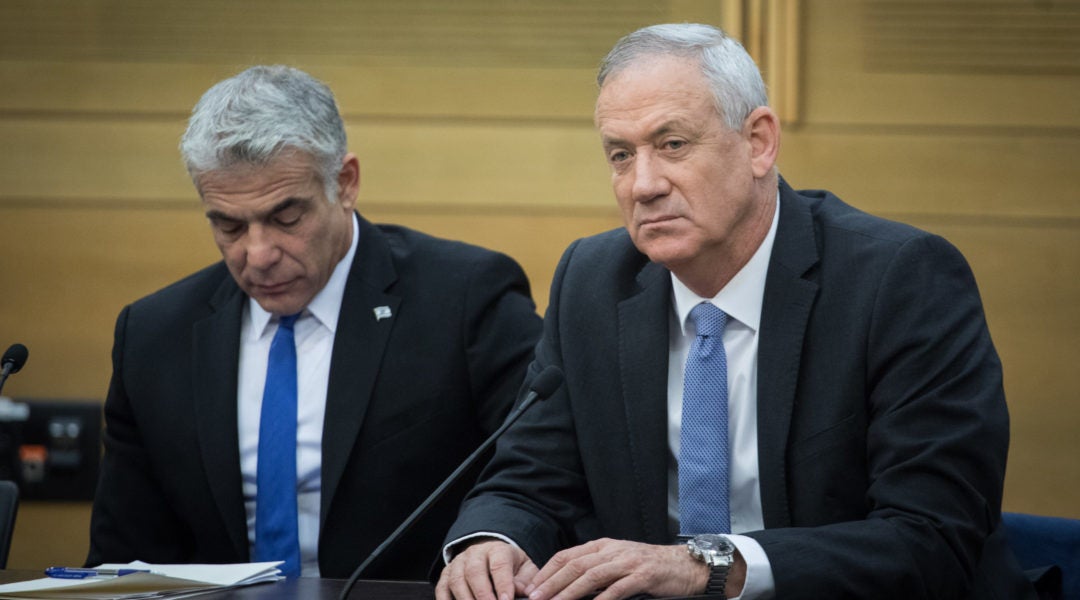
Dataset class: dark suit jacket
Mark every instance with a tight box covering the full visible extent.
[446,181,1034,599]
[87,215,542,579]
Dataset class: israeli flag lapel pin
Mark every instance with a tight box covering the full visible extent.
[373,306,393,321]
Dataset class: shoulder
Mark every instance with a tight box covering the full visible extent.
[366,224,534,302]
[373,223,522,272]
[124,262,234,324]
[557,227,644,277]
[794,186,928,247]
[783,184,964,273]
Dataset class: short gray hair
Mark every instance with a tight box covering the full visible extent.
[598,23,768,131]
[180,65,348,201]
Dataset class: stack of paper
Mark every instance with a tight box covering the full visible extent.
[0,561,283,599]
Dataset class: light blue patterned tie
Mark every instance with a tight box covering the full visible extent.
[254,313,301,577]
[679,302,731,535]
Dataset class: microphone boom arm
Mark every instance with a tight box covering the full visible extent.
[338,365,563,599]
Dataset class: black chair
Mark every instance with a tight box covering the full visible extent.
[1003,512,1080,600]
[0,480,18,569]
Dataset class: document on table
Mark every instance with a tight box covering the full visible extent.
[0,560,283,599]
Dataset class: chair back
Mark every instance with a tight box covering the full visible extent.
[1003,512,1080,600]
[0,480,18,569]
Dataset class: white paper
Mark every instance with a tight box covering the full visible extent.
[0,561,283,599]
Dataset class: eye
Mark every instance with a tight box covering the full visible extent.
[274,206,304,228]
[608,149,631,164]
[276,214,301,227]
[211,218,245,236]
[663,139,687,151]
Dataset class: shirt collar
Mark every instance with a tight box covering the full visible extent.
[671,192,780,336]
[247,211,360,338]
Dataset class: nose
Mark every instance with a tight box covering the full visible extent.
[630,151,671,204]
[244,224,282,271]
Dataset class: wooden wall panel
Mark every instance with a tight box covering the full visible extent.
[778,131,1080,218]
[804,0,1080,128]
[0,119,613,207]
[0,0,1077,571]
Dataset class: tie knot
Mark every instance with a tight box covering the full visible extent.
[277,313,301,331]
[689,303,727,338]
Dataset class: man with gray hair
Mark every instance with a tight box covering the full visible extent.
[437,24,1033,600]
[87,65,542,579]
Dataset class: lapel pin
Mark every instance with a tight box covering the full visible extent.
[373,306,392,321]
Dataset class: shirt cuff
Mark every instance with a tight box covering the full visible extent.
[726,534,775,600]
[442,531,521,565]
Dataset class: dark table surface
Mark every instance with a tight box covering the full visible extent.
[0,570,434,599]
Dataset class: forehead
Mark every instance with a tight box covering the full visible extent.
[595,55,718,138]
[197,153,322,203]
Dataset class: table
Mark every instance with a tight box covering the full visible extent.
[0,570,434,599]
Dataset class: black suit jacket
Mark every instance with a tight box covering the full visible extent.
[87,215,542,579]
[446,182,1034,599]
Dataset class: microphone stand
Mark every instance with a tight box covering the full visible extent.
[338,366,564,599]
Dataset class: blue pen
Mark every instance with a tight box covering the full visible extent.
[45,567,152,579]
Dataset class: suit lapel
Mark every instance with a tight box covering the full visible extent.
[616,259,674,543]
[192,271,249,560]
[756,180,820,529]
[320,216,399,525]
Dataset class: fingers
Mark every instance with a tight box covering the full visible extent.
[525,540,704,600]
[526,539,623,600]
[514,560,541,595]
[437,540,532,600]
[528,538,604,591]
[488,544,530,600]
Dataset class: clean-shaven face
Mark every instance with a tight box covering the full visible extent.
[596,55,771,279]
[198,152,355,316]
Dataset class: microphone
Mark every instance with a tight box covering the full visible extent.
[338,365,565,599]
[0,344,29,397]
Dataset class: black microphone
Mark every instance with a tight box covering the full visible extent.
[338,365,565,599]
[0,344,29,397]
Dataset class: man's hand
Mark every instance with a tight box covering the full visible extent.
[522,538,715,600]
[436,539,540,600]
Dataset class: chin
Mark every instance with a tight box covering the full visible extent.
[636,241,694,269]
[253,297,304,317]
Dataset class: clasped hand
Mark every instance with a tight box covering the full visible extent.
[436,538,709,600]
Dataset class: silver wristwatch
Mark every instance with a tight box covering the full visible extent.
[687,533,734,598]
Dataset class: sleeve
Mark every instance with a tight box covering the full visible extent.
[85,305,195,567]
[747,234,1011,599]
[461,250,543,435]
[445,239,598,565]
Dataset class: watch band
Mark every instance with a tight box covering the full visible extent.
[705,564,728,597]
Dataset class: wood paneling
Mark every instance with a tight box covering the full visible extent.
[864,0,1080,75]
[0,0,1076,571]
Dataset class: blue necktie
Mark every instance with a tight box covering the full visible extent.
[254,313,301,577]
[679,302,731,535]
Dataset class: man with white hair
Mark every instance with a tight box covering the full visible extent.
[437,24,1034,600]
[87,65,542,580]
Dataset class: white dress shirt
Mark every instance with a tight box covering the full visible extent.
[237,212,359,578]
[666,194,780,599]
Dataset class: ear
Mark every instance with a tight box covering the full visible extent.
[744,107,780,179]
[337,153,361,210]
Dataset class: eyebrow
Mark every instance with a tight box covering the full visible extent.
[601,120,686,147]
[205,197,307,223]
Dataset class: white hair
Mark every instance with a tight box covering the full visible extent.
[180,65,347,201]
[598,23,769,130]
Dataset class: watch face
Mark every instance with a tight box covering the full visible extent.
[694,534,735,554]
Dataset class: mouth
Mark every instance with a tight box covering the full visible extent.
[250,279,295,296]
[639,215,680,227]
